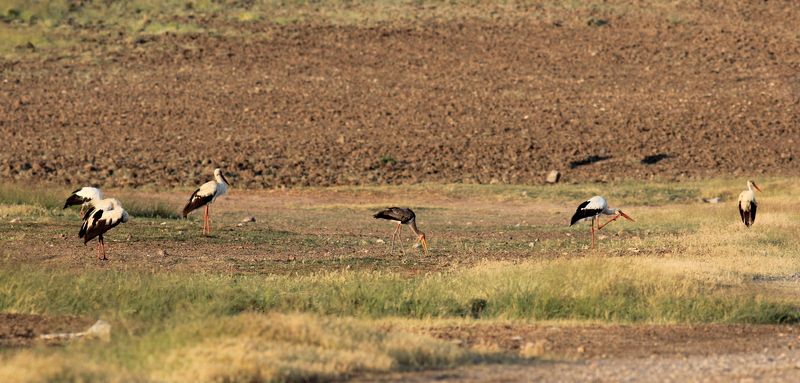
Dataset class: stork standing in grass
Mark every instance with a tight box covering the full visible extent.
[64,187,103,216]
[79,198,129,260]
[738,180,762,228]
[373,207,429,255]
[570,196,634,249]
[182,168,231,236]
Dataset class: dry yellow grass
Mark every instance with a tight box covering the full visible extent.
[0,352,125,383]
[164,312,476,382]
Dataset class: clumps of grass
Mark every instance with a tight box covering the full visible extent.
[0,183,63,210]
[586,17,609,27]
[0,352,121,383]
[0,183,180,219]
[140,21,202,35]
[1,259,797,325]
[158,313,474,382]
[0,204,49,218]
[121,198,181,219]
[379,155,397,165]
[0,312,480,383]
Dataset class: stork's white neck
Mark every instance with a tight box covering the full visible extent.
[215,173,227,185]
[603,207,618,215]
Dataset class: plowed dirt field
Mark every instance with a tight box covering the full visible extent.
[2,2,798,188]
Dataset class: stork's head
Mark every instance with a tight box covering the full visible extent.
[747,180,761,192]
[616,210,635,222]
[214,168,232,186]
[418,232,429,256]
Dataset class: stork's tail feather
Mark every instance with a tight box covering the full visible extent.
[182,192,213,218]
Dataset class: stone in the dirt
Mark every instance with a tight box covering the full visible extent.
[376,239,385,244]
[157,249,167,257]
[9,218,20,223]
[241,216,256,223]
[545,170,561,184]
[702,197,722,203]
[86,320,111,342]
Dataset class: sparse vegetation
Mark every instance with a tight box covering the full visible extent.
[0,0,712,57]
[1,178,800,380]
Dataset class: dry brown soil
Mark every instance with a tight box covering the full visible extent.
[0,313,94,348]
[1,2,799,188]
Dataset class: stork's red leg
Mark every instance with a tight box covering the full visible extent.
[203,205,209,235]
[99,235,108,261]
[390,223,402,254]
[598,215,620,229]
[207,205,212,234]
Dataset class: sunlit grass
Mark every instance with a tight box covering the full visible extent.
[1,177,799,381]
[0,0,716,57]
[0,183,180,219]
[0,312,486,383]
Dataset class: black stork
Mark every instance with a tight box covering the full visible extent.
[373,207,429,255]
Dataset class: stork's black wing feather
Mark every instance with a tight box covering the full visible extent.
[80,210,125,244]
[738,202,747,226]
[749,201,757,227]
[373,207,415,224]
[182,188,213,218]
[79,209,104,239]
[570,200,602,226]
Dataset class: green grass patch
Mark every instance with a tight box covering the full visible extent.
[1,259,796,325]
[0,183,63,210]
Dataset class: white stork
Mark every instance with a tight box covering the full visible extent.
[738,180,762,228]
[64,187,103,216]
[79,198,129,260]
[182,168,231,235]
[570,196,634,249]
[373,207,429,255]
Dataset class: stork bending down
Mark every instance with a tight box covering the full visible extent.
[570,196,634,249]
[373,207,429,256]
[79,198,129,260]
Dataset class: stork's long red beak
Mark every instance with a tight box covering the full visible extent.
[420,236,429,256]
[754,184,762,192]
[618,211,635,222]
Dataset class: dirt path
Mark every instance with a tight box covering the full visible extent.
[369,351,800,382]
[367,324,800,382]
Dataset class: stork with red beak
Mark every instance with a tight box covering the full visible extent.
[182,168,231,236]
[570,196,634,249]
